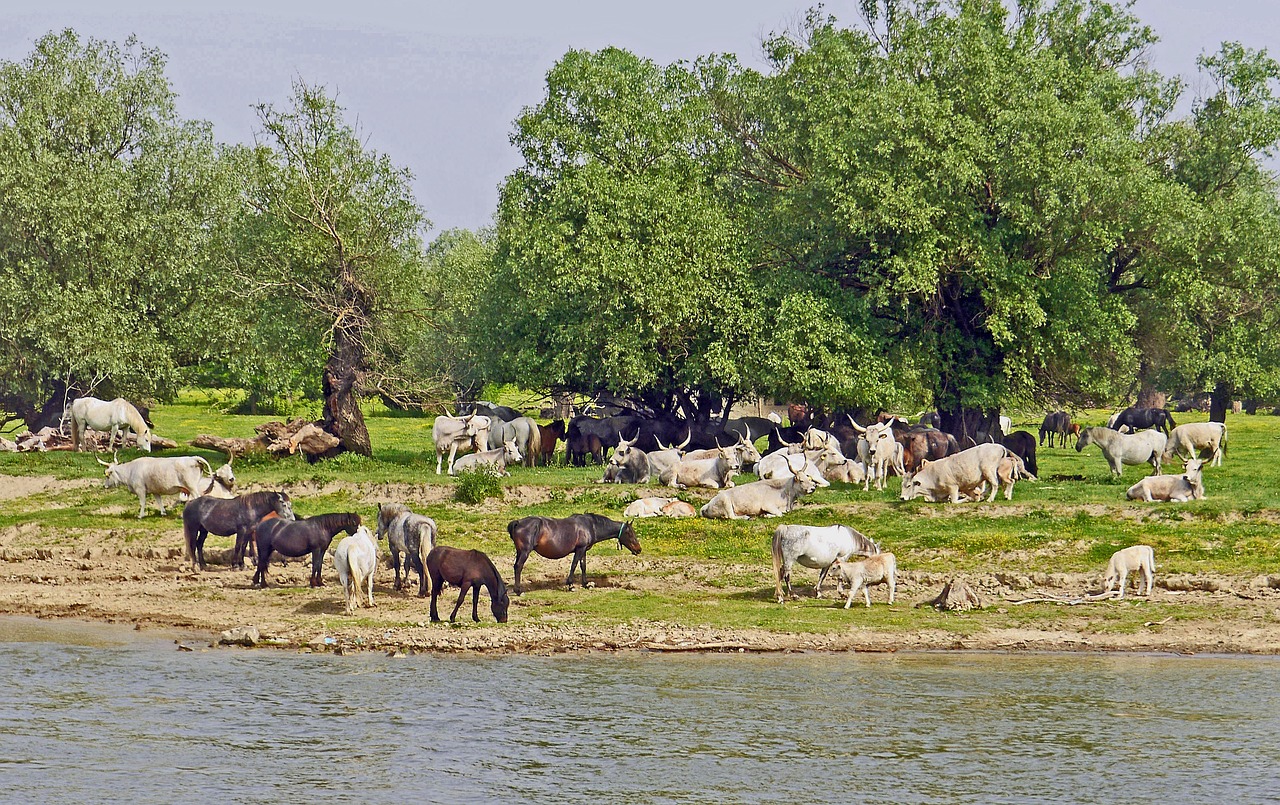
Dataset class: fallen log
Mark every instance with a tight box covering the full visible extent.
[194,418,341,461]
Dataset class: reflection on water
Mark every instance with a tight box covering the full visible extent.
[0,617,1277,803]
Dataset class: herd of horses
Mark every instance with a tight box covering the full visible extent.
[57,397,1218,625]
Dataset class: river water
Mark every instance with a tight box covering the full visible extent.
[1,617,1277,803]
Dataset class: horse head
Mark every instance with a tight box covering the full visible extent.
[618,521,642,555]
[273,492,297,521]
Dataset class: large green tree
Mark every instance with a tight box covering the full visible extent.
[0,30,234,429]
[226,81,430,455]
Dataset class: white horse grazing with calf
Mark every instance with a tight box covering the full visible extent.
[70,397,152,452]
[334,526,378,614]
[771,524,880,603]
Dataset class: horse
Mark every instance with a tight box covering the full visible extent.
[1110,406,1176,435]
[376,503,438,595]
[334,525,378,614]
[1076,426,1167,476]
[182,490,295,571]
[771,524,880,604]
[1039,411,1073,447]
[251,512,361,588]
[507,513,642,595]
[536,420,566,466]
[426,544,510,623]
[69,396,152,452]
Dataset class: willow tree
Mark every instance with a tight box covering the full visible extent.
[0,30,234,429]
[229,82,429,455]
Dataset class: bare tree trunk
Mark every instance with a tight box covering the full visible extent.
[321,333,371,457]
[1209,381,1232,424]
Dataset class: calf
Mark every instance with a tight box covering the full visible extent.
[831,553,897,608]
[1102,545,1155,598]
[1126,459,1205,502]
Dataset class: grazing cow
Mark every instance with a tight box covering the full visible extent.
[1001,430,1038,476]
[1102,545,1155,598]
[98,454,216,518]
[333,525,378,615]
[1110,407,1176,435]
[961,453,1035,501]
[660,446,740,490]
[831,553,897,608]
[599,433,650,484]
[1126,459,1205,502]
[432,413,491,474]
[450,438,521,476]
[700,474,818,520]
[771,524,880,603]
[1161,422,1227,467]
[1039,411,1073,447]
[1076,427,1167,475]
[536,420,566,466]
[900,443,1010,503]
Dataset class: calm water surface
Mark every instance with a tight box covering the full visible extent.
[1,617,1277,803]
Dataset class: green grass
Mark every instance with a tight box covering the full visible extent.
[2,397,1279,637]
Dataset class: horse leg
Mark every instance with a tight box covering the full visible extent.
[471,584,482,622]
[513,549,529,595]
[577,549,590,589]
[310,550,325,587]
[252,549,269,588]
[816,564,829,598]
[391,547,403,590]
[449,584,470,623]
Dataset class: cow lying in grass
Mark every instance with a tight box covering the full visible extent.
[830,552,897,609]
[1102,545,1155,599]
[1126,459,1205,502]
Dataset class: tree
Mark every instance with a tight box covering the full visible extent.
[227,81,430,455]
[0,30,234,429]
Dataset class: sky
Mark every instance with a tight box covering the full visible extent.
[3,1,1276,236]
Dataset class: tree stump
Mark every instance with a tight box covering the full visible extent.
[920,578,983,611]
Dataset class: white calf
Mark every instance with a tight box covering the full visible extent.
[831,552,897,608]
[1102,545,1155,599]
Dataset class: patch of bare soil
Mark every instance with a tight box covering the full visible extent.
[0,475,96,501]
[2,522,1280,656]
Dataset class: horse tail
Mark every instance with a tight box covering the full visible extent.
[526,422,541,467]
[770,528,785,600]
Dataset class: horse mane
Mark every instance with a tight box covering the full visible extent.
[242,490,284,507]
[307,511,361,530]
[579,512,620,530]
[118,399,149,433]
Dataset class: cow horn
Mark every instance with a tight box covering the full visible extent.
[96,456,111,467]
[742,424,752,442]
[850,418,866,433]
[677,429,691,450]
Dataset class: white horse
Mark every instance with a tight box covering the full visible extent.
[771,524,880,603]
[70,397,152,452]
[376,503,438,595]
[334,525,378,615]
[1076,426,1166,475]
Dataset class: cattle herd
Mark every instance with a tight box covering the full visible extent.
[63,402,1229,623]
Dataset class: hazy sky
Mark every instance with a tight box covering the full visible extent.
[3,1,1275,235]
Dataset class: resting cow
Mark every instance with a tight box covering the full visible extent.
[1126,459,1205,502]
[700,475,818,520]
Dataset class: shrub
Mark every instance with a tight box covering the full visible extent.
[454,465,504,504]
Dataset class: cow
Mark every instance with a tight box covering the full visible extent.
[1161,422,1227,467]
[960,453,1035,501]
[645,432,692,480]
[1076,427,1167,476]
[754,450,831,488]
[432,413,491,474]
[814,448,867,485]
[599,433,650,484]
[1126,459,1205,502]
[450,438,521,477]
[723,416,778,442]
[895,428,961,475]
[683,429,763,472]
[699,474,818,520]
[660,446,741,490]
[1101,545,1155,598]
[459,400,522,421]
[899,443,1010,503]
[622,497,697,518]
[867,431,905,491]
[830,553,897,608]
[1001,430,1038,476]
[98,454,217,518]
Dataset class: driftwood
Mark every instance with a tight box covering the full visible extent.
[8,427,176,453]
[192,418,341,461]
[919,579,983,611]
[1009,590,1119,605]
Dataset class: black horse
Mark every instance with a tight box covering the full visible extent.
[426,545,509,623]
[251,512,361,588]
[1039,411,1073,447]
[1110,407,1176,435]
[182,491,295,572]
[507,513,642,595]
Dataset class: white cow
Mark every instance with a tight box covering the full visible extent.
[99,454,217,518]
[450,438,521,476]
[1161,422,1227,467]
[1126,459,1205,502]
[660,447,740,490]
[432,413,491,474]
[1102,545,1155,598]
[700,474,818,520]
[900,443,1010,503]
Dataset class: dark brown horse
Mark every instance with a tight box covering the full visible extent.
[426,545,509,623]
[182,490,295,572]
[536,420,566,466]
[507,513,641,594]
[251,512,360,588]
[1111,407,1176,435]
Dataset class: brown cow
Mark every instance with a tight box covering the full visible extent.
[895,428,960,474]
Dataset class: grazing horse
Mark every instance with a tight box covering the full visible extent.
[1110,407,1176,435]
[426,545,510,623]
[334,525,378,614]
[70,396,152,452]
[771,524,880,604]
[507,513,642,594]
[1039,411,1073,447]
[536,420,566,466]
[376,503,438,595]
[251,512,361,588]
[183,490,295,571]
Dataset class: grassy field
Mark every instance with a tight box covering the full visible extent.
[1,391,1278,645]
